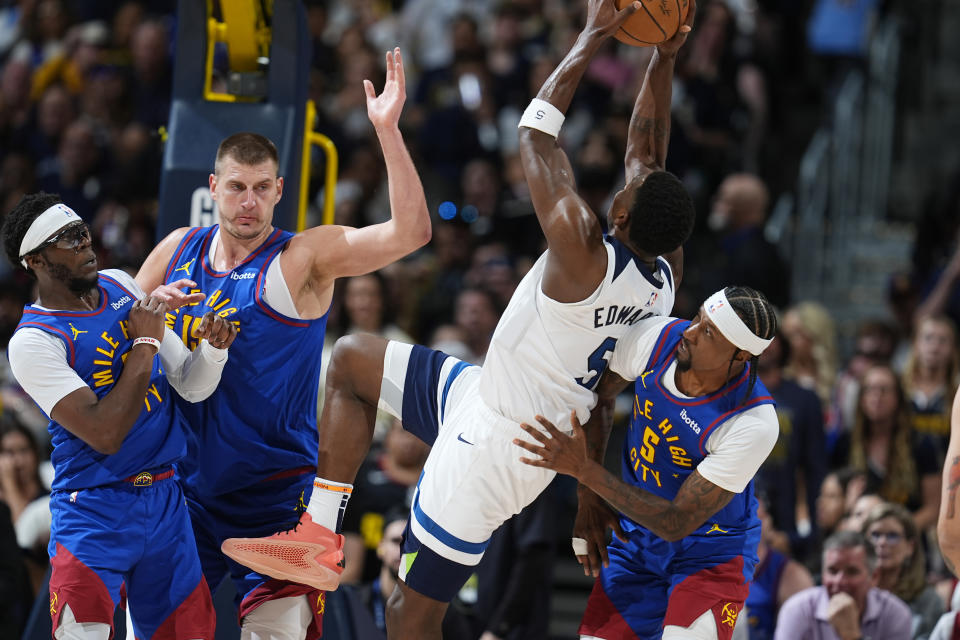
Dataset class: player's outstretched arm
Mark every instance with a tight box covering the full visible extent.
[286,48,430,291]
[519,0,639,301]
[623,0,695,284]
[515,412,734,542]
[624,0,695,180]
[938,387,960,575]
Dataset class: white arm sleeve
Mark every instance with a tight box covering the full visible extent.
[158,331,227,402]
[696,403,779,493]
[609,317,676,381]
[100,269,229,402]
[8,329,89,417]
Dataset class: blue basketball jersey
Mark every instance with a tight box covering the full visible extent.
[14,273,185,489]
[621,319,774,577]
[162,226,327,498]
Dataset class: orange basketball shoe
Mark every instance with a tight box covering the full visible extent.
[221,512,345,591]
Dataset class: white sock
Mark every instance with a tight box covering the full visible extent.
[306,477,353,532]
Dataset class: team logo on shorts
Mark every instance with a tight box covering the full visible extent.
[50,592,58,616]
[720,602,739,627]
[132,471,154,486]
[316,592,325,615]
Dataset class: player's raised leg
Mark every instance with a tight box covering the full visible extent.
[221,333,391,590]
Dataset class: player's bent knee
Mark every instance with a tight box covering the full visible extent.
[240,595,311,640]
[54,604,112,640]
[328,334,388,392]
[385,583,445,639]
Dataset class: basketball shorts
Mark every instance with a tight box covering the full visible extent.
[48,471,214,639]
[378,341,557,602]
[580,532,750,640]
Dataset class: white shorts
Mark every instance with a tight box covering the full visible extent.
[377,341,556,601]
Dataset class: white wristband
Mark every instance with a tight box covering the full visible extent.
[518,98,565,138]
[132,336,161,353]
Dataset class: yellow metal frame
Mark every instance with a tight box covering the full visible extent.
[203,0,272,102]
[299,100,338,230]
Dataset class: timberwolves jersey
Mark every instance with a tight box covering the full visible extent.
[14,272,185,489]
[162,226,327,498]
[480,236,674,430]
[622,319,774,569]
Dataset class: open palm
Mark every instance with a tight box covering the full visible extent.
[365,47,406,130]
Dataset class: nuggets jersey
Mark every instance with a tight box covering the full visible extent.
[480,236,674,429]
[162,226,327,498]
[622,319,773,565]
[14,273,184,489]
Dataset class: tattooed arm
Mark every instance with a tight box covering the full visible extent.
[937,387,960,575]
[516,412,734,542]
[622,3,695,285]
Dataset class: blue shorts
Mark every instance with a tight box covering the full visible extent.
[580,530,752,639]
[185,469,325,632]
[48,472,213,639]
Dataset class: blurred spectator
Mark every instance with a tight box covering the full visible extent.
[746,495,815,639]
[756,332,826,553]
[809,469,868,569]
[452,286,500,364]
[774,530,912,640]
[862,502,944,639]
[845,493,885,535]
[902,315,960,457]
[351,509,474,639]
[700,173,790,308]
[127,17,171,129]
[37,118,104,221]
[22,82,76,172]
[674,1,768,190]
[0,417,50,593]
[833,365,940,530]
[832,320,899,439]
[782,301,839,413]
[0,502,31,639]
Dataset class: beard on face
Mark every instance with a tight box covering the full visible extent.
[47,258,98,294]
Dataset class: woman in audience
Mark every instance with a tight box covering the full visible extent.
[782,301,839,416]
[901,314,959,457]
[863,502,945,639]
[836,364,941,530]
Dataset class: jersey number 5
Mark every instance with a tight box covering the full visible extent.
[576,337,618,390]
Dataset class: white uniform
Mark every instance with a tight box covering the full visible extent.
[480,238,675,430]
[380,237,676,592]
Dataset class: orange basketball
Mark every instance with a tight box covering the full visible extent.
[614,0,689,47]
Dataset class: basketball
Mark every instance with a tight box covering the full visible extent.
[614,0,690,47]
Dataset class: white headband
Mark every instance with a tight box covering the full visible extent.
[703,290,773,356]
[19,204,83,267]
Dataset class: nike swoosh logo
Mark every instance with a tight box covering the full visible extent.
[457,433,474,445]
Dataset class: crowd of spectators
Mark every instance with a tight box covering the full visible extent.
[3,0,960,638]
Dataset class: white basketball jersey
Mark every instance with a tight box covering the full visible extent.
[479,236,675,431]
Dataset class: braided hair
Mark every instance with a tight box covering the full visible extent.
[2,191,63,274]
[723,286,778,406]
